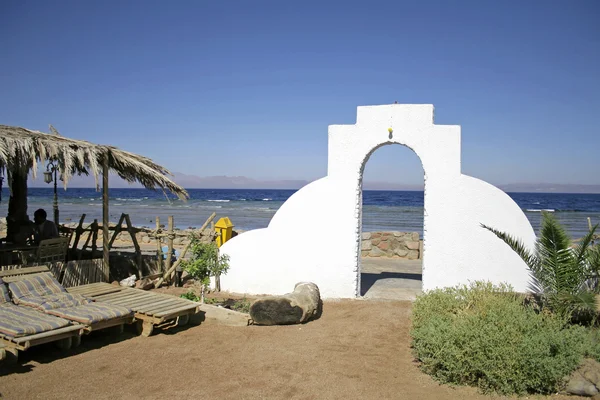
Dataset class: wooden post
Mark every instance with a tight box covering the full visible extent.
[589,217,593,232]
[124,214,143,279]
[107,214,126,250]
[102,157,109,282]
[165,216,174,284]
[90,219,99,258]
[154,212,217,288]
[72,214,86,254]
[156,216,164,274]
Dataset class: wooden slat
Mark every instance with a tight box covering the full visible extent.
[145,301,197,315]
[0,266,50,278]
[135,299,187,313]
[133,298,183,312]
[96,288,142,298]
[11,325,83,345]
[101,294,156,306]
[96,290,146,301]
[155,304,200,318]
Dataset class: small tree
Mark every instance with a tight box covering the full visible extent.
[482,212,600,320]
[181,235,230,303]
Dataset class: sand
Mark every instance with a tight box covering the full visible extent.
[0,297,579,400]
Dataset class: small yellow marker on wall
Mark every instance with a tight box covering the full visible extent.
[388,127,393,139]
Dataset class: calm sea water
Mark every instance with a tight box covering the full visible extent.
[1,188,599,239]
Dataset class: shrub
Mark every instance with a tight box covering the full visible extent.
[411,281,591,395]
[181,237,230,302]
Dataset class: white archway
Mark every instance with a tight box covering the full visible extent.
[221,104,536,298]
[358,142,425,296]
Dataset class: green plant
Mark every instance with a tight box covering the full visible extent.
[181,236,230,302]
[482,212,600,319]
[411,281,591,395]
[231,297,251,313]
[180,291,200,302]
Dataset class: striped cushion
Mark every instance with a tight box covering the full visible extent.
[17,293,92,311]
[47,303,133,324]
[0,279,10,304]
[8,272,66,301]
[0,303,71,338]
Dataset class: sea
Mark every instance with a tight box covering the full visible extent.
[1,188,600,239]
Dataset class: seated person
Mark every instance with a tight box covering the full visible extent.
[33,209,59,245]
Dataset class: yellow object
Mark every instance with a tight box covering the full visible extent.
[388,127,393,133]
[215,217,234,247]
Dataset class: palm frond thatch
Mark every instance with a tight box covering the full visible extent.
[0,124,188,200]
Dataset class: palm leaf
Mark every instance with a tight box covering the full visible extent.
[481,223,539,271]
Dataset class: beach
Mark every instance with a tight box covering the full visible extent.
[0,296,577,400]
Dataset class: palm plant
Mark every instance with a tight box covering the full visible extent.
[482,212,600,319]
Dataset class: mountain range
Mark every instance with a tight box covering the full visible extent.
[27,172,600,193]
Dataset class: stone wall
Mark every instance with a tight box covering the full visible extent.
[361,231,421,259]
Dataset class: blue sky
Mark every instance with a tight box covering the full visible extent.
[1,0,598,187]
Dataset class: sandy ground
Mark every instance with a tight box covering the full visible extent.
[0,298,580,400]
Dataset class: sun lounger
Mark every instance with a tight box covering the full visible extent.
[0,277,84,362]
[67,283,201,337]
[4,271,134,334]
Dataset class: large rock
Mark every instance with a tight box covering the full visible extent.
[250,282,321,326]
[565,359,600,396]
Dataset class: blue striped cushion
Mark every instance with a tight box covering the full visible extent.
[0,278,10,304]
[47,303,133,324]
[8,272,66,301]
[0,303,71,338]
[17,293,92,311]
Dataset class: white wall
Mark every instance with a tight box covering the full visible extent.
[220,104,536,298]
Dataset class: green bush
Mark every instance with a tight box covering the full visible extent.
[411,281,592,395]
[181,237,230,301]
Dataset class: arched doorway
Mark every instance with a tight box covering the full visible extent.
[358,143,425,299]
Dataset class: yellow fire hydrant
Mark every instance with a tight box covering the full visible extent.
[215,217,234,247]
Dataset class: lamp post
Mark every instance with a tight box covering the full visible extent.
[43,161,60,226]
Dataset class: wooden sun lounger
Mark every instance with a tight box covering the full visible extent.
[0,324,84,362]
[2,268,134,335]
[68,283,201,337]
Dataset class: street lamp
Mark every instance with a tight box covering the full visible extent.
[43,161,60,226]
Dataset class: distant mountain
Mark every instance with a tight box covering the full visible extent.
[27,173,600,193]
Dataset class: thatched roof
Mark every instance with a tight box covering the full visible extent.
[0,125,189,200]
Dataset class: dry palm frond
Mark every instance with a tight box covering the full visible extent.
[0,125,188,200]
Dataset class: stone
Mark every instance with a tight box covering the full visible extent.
[250,282,321,326]
[381,232,392,238]
[406,241,420,250]
[361,250,369,257]
[141,236,151,244]
[371,238,381,246]
[361,240,372,251]
[135,278,154,291]
[369,247,384,257]
[581,359,600,386]
[566,372,598,396]
[411,232,420,241]
[371,232,381,239]
[174,237,183,245]
[361,232,371,240]
[200,304,251,327]
[408,250,419,260]
[378,241,390,251]
[392,231,402,237]
[395,249,409,257]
